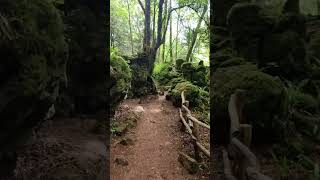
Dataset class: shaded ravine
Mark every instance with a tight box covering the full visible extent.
[111,95,200,180]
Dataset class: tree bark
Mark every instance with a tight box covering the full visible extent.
[176,10,179,60]
[152,0,156,47]
[169,0,173,62]
[127,0,134,55]
[143,0,151,52]
[186,5,208,62]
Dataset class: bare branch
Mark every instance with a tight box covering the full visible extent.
[137,0,145,13]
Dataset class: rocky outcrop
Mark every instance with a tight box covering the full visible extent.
[211,1,320,145]
[110,53,131,114]
[60,0,107,115]
[0,0,67,176]
[211,65,287,143]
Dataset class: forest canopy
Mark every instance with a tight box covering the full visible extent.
[111,0,209,65]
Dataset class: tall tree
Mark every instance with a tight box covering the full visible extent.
[152,0,157,47]
[143,0,151,51]
[175,10,180,60]
[127,0,134,54]
[186,5,208,62]
[169,0,173,62]
[162,0,168,62]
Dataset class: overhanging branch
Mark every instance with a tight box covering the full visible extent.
[137,0,145,13]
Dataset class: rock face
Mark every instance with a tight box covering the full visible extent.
[211,1,320,145]
[60,0,107,115]
[0,0,67,176]
[211,65,287,143]
[110,54,131,114]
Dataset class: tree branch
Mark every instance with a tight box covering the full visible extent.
[137,0,145,13]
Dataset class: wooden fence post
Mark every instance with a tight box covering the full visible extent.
[193,122,201,162]
[239,124,252,147]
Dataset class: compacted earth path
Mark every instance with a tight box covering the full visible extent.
[111,95,201,180]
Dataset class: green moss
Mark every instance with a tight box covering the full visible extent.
[289,90,318,114]
[171,81,209,111]
[20,55,49,96]
[211,64,287,142]
[110,54,131,109]
[175,59,185,71]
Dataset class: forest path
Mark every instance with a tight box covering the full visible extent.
[110,95,199,180]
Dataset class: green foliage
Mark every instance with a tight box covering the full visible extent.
[288,89,318,114]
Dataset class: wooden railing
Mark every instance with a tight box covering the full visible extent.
[179,91,210,161]
[223,90,272,180]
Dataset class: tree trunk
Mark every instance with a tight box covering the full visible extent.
[169,0,173,62]
[143,0,151,52]
[176,11,179,60]
[152,0,156,47]
[127,0,134,55]
[186,5,208,62]
[162,43,166,62]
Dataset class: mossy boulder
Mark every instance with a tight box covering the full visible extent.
[227,3,276,61]
[181,62,196,81]
[176,59,185,71]
[110,54,132,113]
[211,65,287,143]
[153,63,180,86]
[0,0,67,176]
[193,62,208,87]
[259,30,311,80]
[171,82,209,111]
[289,90,318,114]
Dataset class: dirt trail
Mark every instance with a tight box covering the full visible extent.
[111,95,199,180]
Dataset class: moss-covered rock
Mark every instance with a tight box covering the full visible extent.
[211,64,287,143]
[227,2,276,61]
[110,54,132,113]
[153,63,180,86]
[259,30,311,80]
[0,0,67,176]
[181,62,196,81]
[175,59,185,71]
[171,81,209,111]
[193,61,208,87]
[289,89,318,114]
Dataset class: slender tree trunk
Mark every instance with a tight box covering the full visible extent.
[175,11,179,60]
[127,0,134,55]
[161,0,168,62]
[162,43,166,62]
[186,5,208,62]
[152,0,157,47]
[143,0,151,52]
[169,0,173,62]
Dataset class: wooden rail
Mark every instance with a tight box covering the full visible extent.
[179,91,210,162]
[223,90,272,180]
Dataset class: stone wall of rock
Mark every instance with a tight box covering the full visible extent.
[0,0,67,176]
[211,1,320,145]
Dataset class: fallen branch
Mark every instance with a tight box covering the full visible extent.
[222,149,237,180]
[187,114,210,129]
[196,141,210,157]
[179,108,193,135]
